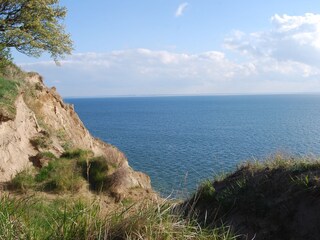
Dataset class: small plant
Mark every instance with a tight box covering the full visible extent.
[56,129,67,141]
[38,151,57,160]
[30,134,52,150]
[199,180,216,200]
[61,149,93,160]
[291,174,311,188]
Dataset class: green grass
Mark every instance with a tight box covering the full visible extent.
[37,151,57,160]
[9,168,36,192]
[183,155,320,239]
[79,156,112,191]
[194,156,320,213]
[10,149,117,194]
[0,195,105,240]
[0,195,235,240]
[11,151,87,193]
[61,149,93,160]
[0,77,20,120]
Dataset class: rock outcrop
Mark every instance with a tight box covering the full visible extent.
[0,73,152,197]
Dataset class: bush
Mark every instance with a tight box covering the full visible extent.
[38,151,57,160]
[199,180,216,200]
[35,158,85,193]
[10,168,36,192]
[30,134,52,150]
[78,156,110,191]
[61,149,93,160]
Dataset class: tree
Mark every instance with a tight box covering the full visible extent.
[0,0,73,64]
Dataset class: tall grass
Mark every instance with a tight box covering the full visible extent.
[0,194,235,240]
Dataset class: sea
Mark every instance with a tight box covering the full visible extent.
[65,95,320,197]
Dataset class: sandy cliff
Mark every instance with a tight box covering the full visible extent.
[0,73,151,197]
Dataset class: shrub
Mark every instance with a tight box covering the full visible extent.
[35,158,85,193]
[10,168,36,192]
[30,134,52,150]
[61,149,93,160]
[38,151,57,160]
[79,156,110,191]
[199,180,216,200]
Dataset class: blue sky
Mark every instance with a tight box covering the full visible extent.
[15,1,320,97]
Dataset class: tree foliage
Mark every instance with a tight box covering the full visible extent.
[0,0,73,64]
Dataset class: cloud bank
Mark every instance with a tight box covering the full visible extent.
[20,13,320,97]
[175,2,188,17]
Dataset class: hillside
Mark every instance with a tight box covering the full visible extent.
[0,67,235,240]
[0,68,151,200]
[2,68,320,239]
[181,156,320,239]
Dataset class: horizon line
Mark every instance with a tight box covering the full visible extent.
[63,91,320,99]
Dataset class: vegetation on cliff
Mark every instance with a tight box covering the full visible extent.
[0,193,234,240]
[182,155,320,239]
[0,63,26,120]
[4,154,320,239]
[10,149,117,194]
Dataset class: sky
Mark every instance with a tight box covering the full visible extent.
[14,0,320,97]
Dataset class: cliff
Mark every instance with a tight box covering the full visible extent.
[0,72,151,198]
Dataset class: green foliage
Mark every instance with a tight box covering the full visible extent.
[0,77,20,120]
[55,129,75,151]
[61,149,93,160]
[10,168,35,192]
[184,156,320,239]
[0,44,11,71]
[79,156,110,191]
[0,62,26,80]
[35,158,85,192]
[37,151,57,160]
[11,156,85,193]
[0,195,235,240]
[107,201,235,240]
[199,180,216,200]
[0,0,73,62]
[9,149,112,194]
[0,195,26,239]
[34,162,54,182]
[0,196,104,240]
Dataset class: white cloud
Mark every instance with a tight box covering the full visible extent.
[224,13,320,66]
[18,13,320,97]
[20,49,248,96]
[175,2,188,17]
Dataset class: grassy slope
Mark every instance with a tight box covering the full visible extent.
[183,155,320,239]
[0,64,26,121]
[1,149,235,240]
[6,153,320,239]
[0,77,20,120]
[0,194,235,240]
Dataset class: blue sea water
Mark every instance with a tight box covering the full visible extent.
[65,95,320,196]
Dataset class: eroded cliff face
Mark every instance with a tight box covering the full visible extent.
[0,73,151,197]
